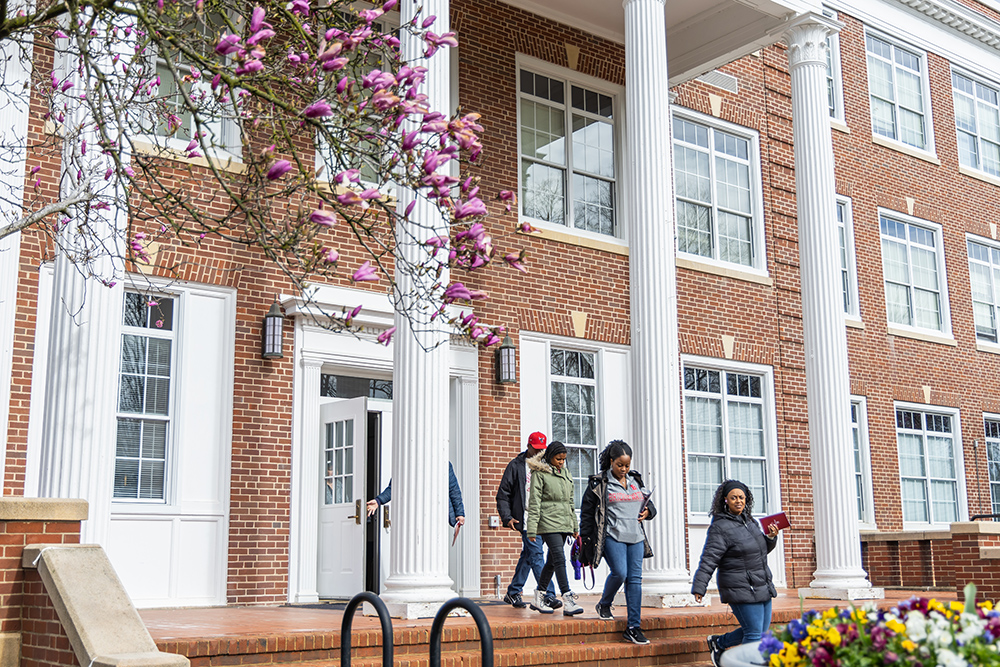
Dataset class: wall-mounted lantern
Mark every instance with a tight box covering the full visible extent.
[262,299,284,359]
[495,334,516,384]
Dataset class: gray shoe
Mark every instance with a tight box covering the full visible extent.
[529,589,554,614]
[562,591,583,616]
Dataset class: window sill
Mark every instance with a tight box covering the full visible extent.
[675,256,773,286]
[845,316,865,329]
[886,325,956,346]
[871,135,941,166]
[977,340,1000,354]
[959,165,1000,188]
[133,139,246,174]
[527,221,629,256]
[830,118,850,134]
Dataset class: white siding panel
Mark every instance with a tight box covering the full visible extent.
[176,518,223,599]
[519,338,549,439]
[600,348,631,444]
[108,518,173,600]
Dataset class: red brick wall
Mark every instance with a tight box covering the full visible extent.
[0,516,82,667]
[862,536,954,589]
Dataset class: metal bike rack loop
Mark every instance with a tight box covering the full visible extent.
[341,592,394,667]
[429,597,494,667]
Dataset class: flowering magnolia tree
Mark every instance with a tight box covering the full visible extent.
[0,0,530,346]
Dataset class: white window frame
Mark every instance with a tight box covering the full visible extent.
[837,196,861,323]
[515,53,626,244]
[824,7,846,125]
[895,402,968,529]
[966,233,1000,348]
[145,22,243,162]
[864,28,936,156]
[114,290,179,504]
[672,107,768,278]
[984,414,1000,515]
[951,67,1000,179]
[547,344,601,510]
[851,396,875,529]
[877,208,952,337]
[682,355,780,524]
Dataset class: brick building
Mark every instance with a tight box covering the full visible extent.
[3,0,1000,611]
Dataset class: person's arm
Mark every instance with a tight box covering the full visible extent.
[367,480,392,516]
[448,463,465,526]
[568,471,579,536]
[579,480,597,540]
[495,460,517,528]
[526,471,543,539]
[691,522,727,599]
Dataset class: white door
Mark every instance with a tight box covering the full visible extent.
[318,397,367,597]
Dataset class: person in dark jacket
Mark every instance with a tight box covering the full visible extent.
[691,480,781,667]
[365,462,465,528]
[495,431,558,609]
[579,440,656,645]
[526,441,584,616]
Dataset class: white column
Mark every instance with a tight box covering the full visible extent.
[290,354,323,603]
[0,14,31,493]
[784,14,882,601]
[623,0,693,606]
[36,35,126,546]
[380,0,455,619]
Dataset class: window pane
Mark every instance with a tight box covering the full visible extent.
[901,478,928,522]
[688,455,723,513]
[685,397,723,453]
[522,161,565,223]
[728,402,764,457]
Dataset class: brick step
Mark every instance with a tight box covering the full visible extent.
[236,636,718,667]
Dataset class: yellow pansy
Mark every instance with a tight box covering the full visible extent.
[902,640,916,652]
[886,618,905,634]
[950,601,965,613]
[827,628,842,647]
[822,608,839,620]
[983,601,995,612]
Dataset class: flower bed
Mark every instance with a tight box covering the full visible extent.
[760,585,1000,666]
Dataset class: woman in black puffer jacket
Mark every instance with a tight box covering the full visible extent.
[691,480,780,667]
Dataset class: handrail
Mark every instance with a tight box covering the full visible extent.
[429,597,494,667]
[972,513,1000,521]
[341,592,393,667]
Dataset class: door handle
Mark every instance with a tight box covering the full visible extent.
[348,499,362,525]
[383,504,390,529]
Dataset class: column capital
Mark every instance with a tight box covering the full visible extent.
[300,356,324,370]
[622,0,665,8]
[783,12,842,70]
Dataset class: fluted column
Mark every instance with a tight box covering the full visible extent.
[37,32,126,546]
[291,355,323,602]
[785,14,881,600]
[0,19,31,492]
[624,0,692,605]
[380,0,455,618]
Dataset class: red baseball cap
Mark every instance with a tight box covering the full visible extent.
[527,432,547,449]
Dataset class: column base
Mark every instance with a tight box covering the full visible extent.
[798,586,884,601]
[640,592,708,608]
[375,601,470,619]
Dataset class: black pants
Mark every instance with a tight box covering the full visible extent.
[536,533,570,595]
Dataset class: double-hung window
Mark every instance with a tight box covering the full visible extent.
[968,238,1000,343]
[837,197,860,319]
[114,293,175,501]
[673,113,763,271]
[851,398,875,526]
[519,67,618,237]
[985,418,1000,514]
[879,213,948,333]
[549,348,598,507]
[866,32,930,151]
[684,364,772,514]
[896,407,961,524]
[953,71,1000,178]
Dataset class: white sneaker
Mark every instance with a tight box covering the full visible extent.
[529,589,554,614]
[562,591,583,616]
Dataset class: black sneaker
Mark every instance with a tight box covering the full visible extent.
[503,592,527,609]
[623,627,650,645]
[707,635,723,667]
[596,603,614,620]
[543,592,563,609]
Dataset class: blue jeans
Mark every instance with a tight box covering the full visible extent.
[718,599,773,649]
[599,536,644,629]
[507,530,555,597]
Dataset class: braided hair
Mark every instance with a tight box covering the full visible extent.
[543,440,567,466]
[709,479,754,519]
[598,440,633,472]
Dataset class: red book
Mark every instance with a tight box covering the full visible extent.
[759,512,790,533]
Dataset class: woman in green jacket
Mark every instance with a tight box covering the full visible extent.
[526,441,584,616]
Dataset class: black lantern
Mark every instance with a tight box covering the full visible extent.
[262,299,284,359]
[495,334,516,384]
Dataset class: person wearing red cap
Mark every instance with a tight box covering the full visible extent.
[495,431,560,610]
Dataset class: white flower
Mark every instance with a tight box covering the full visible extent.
[937,648,968,667]
[906,612,928,641]
[956,612,986,645]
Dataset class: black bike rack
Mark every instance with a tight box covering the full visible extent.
[430,597,494,667]
[341,592,393,667]
[340,593,494,667]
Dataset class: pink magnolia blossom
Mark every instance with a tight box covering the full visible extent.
[246,29,275,46]
[351,261,378,282]
[377,326,396,346]
[482,333,500,347]
[422,150,452,174]
[382,0,398,10]
[421,15,436,28]
[323,248,340,263]
[424,31,458,57]
[504,252,528,273]
[321,57,348,71]
[235,59,263,75]
[336,191,363,206]
[453,198,487,220]
[287,0,310,16]
[249,6,267,32]
[359,8,384,22]
[215,34,241,55]
[344,304,362,323]
[334,169,361,184]
[266,159,293,180]
[309,207,337,226]
[53,30,68,39]
[303,99,333,118]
